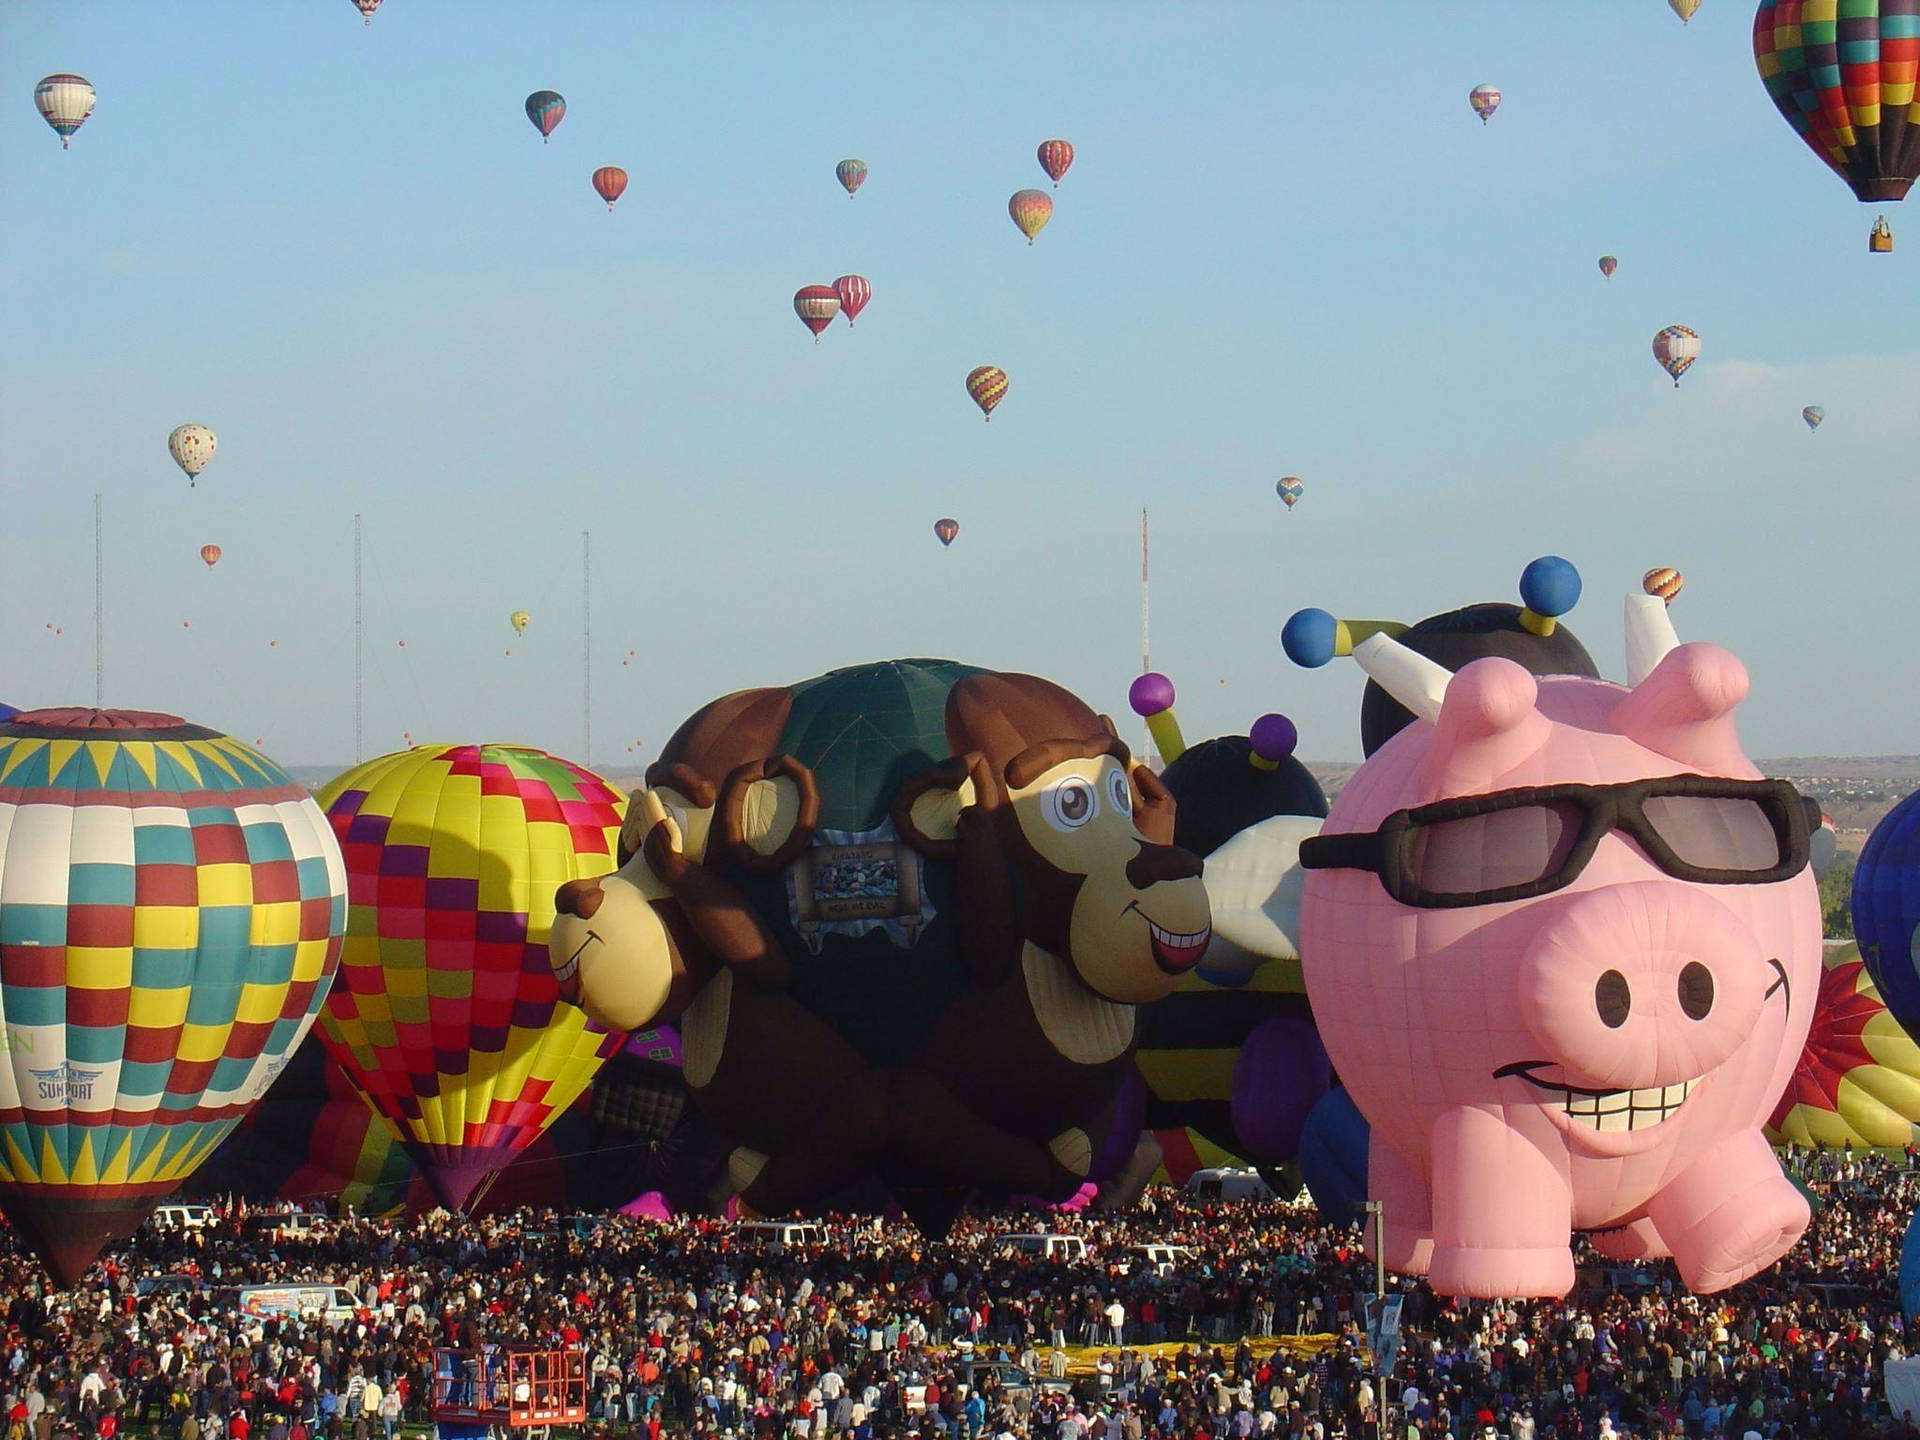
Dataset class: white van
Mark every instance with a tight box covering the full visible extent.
[240,1210,328,1243]
[226,1285,361,1326]
[1001,1233,1087,1262]
[741,1221,829,1249]
[1184,1167,1275,1202]
[1122,1243,1194,1278]
[150,1203,217,1232]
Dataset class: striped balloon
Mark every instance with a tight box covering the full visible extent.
[524,90,565,142]
[1009,189,1054,244]
[199,544,221,570]
[965,365,1009,421]
[0,709,347,1284]
[1652,324,1700,386]
[1803,404,1825,431]
[1598,254,1618,279]
[350,0,382,23]
[315,744,625,1211]
[836,158,868,197]
[1037,139,1075,187]
[793,285,840,341]
[592,166,628,210]
[833,274,871,326]
[34,75,95,150]
[1469,83,1501,123]
[1642,566,1684,605]
[1754,1,1920,204]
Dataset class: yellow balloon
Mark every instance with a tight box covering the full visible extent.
[509,610,530,636]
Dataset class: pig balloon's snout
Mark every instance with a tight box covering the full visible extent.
[555,877,605,920]
[1517,882,1769,1092]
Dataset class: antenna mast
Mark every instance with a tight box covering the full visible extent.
[354,513,363,764]
[582,530,592,767]
[93,493,103,706]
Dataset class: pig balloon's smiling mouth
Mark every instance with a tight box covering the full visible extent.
[1494,1061,1697,1134]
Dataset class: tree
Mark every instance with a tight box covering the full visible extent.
[1819,854,1855,941]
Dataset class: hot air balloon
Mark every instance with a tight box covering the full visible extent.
[1598,255,1618,279]
[1670,0,1702,22]
[525,90,565,143]
[1037,139,1075,187]
[1768,942,1920,1149]
[1009,189,1054,244]
[833,275,871,326]
[199,544,221,570]
[1855,789,1920,1040]
[316,744,627,1210]
[1642,566,1683,605]
[793,285,840,341]
[1803,405,1825,432]
[1276,477,1304,510]
[934,517,959,547]
[965,365,1008,421]
[34,75,95,150]
[592,166,627,210]
[0,709,348,1284]
[350,0,382,23]
[509,610,530,636]
[1652,324,1700,386]
[836,158,867,197]
[167,424,217,486]
[1754,4,1920,237]
[1469,84,1501,124]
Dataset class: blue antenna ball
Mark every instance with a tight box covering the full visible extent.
[1281,609,1338,668]
[1519,556,1581,619]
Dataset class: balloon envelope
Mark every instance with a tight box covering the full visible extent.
[1652,325,1700,385]
[965,365,1009,420]
[0,709,348,1284]
[509,610,530,636]
[316,744,626,1211]
[835,159,867,196]
[1642,566,1683,605]
[34,75,95,149]
[592,166,627,208]
[1037,139,1075,186]
[1009,189,1054,244]
[168,424,217,485]
[1469,84,1501,122]
[1768,942,1920,1149]
[525,90,565,140]
[1276,477,1304,509]
[1803,405,1824,431]
[834,275,871,326]
[350,0,382,21]
[934,517,959,547]
[199,544,221,569]
[1855,788,1920,1040]
[1670,0,1702,21]
[793,285,840,339]
[1755,3,1920,203]
[1598,255,1618,279]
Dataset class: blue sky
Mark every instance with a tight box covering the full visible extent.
[4,0,1916,770]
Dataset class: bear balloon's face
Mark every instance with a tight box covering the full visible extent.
[1006,752,1212,1003]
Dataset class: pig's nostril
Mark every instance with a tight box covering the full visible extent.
[556,878,604,921]
[1595,969,1632,1029]
[1678,962,1714,1020]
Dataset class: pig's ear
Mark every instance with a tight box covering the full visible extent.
[1611,642,1750,774]
[1201,814,1322,968]
[1419,656,1551,802]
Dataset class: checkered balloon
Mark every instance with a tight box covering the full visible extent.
[316,743,625,1210]
[0,708,347,1285]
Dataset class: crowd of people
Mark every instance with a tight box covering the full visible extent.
[2,1151,1912,1440]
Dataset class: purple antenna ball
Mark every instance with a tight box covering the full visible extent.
[1129,672,1175,717]
[1249,712,1298,763]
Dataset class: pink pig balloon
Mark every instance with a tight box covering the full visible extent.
[1296,597,1820,1299]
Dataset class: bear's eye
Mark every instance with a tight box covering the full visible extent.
[1045,778,1097,831]
[1107,768,1133,816]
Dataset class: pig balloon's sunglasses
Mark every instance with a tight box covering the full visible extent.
[1300,774,1817,910]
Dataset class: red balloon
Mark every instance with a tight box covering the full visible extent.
[934,517,959,548]
[1037,139,1075,187]
[199,543,222,569]
[834,275,871,326]
[592,166,628,210]
[793,285,840,341]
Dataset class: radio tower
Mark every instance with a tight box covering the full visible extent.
[1140,507,1152,762]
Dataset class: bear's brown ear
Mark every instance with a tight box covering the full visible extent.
[893,754,992,859]
[1131,763,1177,847]
[713,755,819,874]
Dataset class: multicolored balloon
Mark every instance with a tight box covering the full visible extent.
[1009,189,1054,244]
[199,544,222,570]
[793,285,840,341]
[1037,139,1075,187]
[1469,84,1501,124]
[1652,324,1700,386]
[524,90,565,143]
[0,709,348,1284]
[168,424,217,486]
[1598,255,1618,279]
[836,158,867,197]
[1276,477,1304,510]
[592,166,627,210]
[349,0,382,23]
[316,744,626,1210]
[934,517,959,547]
[1803,405,1824,432]
[1642,566,1683,605]
[965,365,1009,421]
[1670,0,1702,22]
[834,274,871,326]
[509,610,530,636]
[33,75,95,150]
[1754,3,1920,206]
[1768,942,1920,1149]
